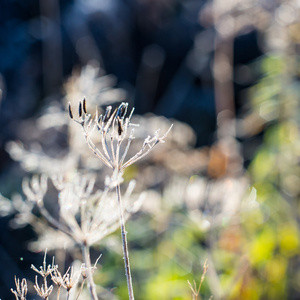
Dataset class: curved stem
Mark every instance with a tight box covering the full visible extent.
[116,184,134,300]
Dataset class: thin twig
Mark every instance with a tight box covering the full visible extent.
[116,183,134,300]
[82,244,98,300]
[76,279,86,300]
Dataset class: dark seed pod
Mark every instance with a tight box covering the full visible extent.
[83,98,87,114]
[79,101,82,117]
[117,103,127,119]
[117,117,123,136]
[68,103,73,119]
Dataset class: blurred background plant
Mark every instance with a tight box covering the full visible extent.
[1,0,300,299]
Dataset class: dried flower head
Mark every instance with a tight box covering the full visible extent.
[21,173,144,246]
[80,255,102,280]
[31,252,54,300]
[51,263,86,300]
[33,275,53,300]
[11,277,28,300]
[69,101,173,172]
[31,250,55,278]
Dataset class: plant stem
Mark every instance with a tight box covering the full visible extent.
[82,244,98,300]
[116,183,135,300]
[76,279,86,300]
[56,286,60,300]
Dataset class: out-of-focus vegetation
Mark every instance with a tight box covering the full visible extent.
[245,54,300,300]
[1,0,300,299]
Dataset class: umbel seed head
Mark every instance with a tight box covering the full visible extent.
[68,99,173,171]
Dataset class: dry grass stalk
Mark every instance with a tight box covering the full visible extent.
[187,259,212,300]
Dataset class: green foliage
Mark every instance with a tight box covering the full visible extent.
[243,53,300,299]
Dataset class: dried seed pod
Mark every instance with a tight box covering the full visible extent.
[83,98,87,114]
[117,117,123,135]
[68,103,73,119]
[117,103,128,119]
[79,101,82,117]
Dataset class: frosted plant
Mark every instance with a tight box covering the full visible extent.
[11,250,98,300]
[11,277,28,300]
[5,98,172,300]
[68,100,172,172]
[22,174,142,247]
[22,172,143,300]
[33,274,54,300]
[69,100,172,300]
